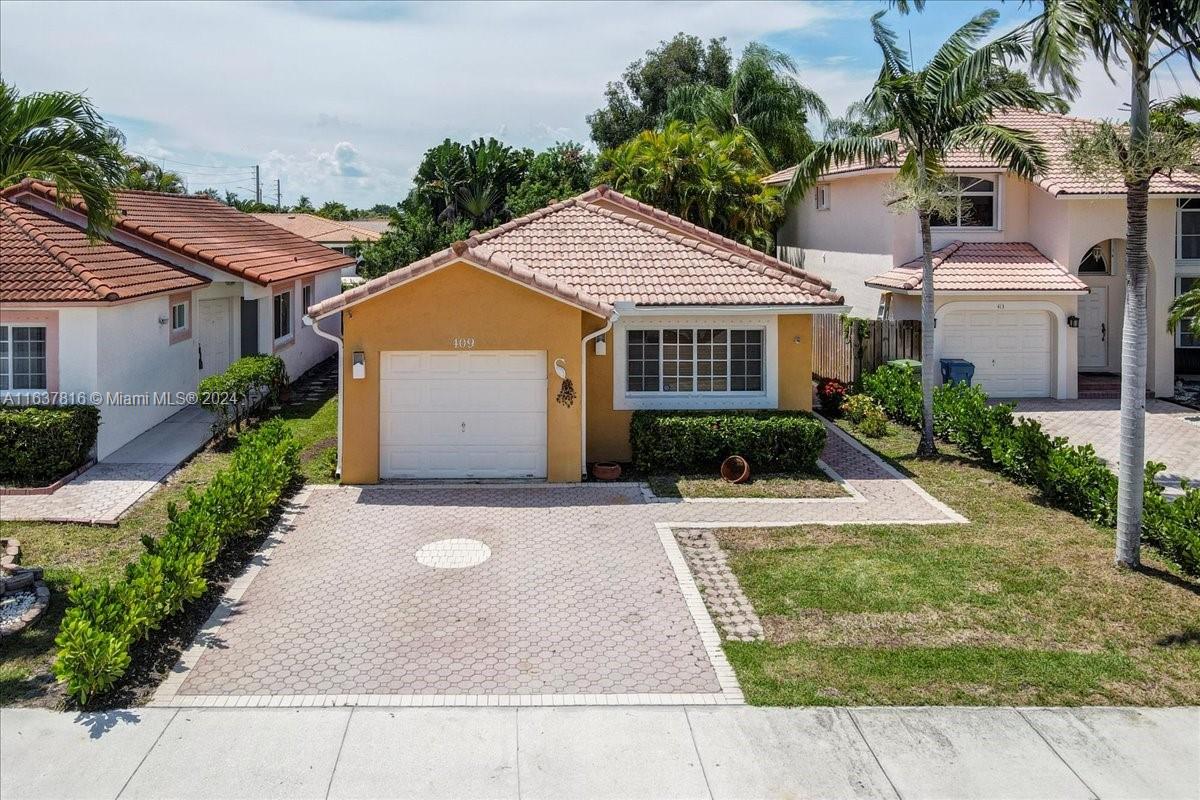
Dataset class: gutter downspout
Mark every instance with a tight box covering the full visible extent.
[579,311,618,478]
[305,313,343,478]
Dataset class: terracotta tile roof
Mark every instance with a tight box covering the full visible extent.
[307,187,842,320]
[0,198,208,303]
[251,213,385,244]
[765,110,1200,196]
[865,241,1089,293]
[2,180,356,285]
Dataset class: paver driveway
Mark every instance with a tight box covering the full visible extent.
[155,423,963,707]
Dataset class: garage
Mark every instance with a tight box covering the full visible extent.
[379,350,548,479]
[940,308,1052,397]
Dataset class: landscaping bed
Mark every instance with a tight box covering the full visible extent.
[719,422,1200,706]
[648,471,847,499]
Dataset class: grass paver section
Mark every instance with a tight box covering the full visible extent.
[720,422,1200,706]
[648,471,846,499]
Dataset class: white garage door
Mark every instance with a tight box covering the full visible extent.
[940,309,1052,397]
[379,351,547,479]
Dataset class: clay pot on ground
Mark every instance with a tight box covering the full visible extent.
[720,455,751,484]
[592,462,622,481]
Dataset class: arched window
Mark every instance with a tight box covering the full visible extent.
[1079,243,1110,274]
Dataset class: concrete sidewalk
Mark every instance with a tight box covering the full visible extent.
[2,706,1195,799]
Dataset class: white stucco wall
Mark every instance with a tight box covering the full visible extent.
[266,270,339,380]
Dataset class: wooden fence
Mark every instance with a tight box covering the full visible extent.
[812,315,922,384]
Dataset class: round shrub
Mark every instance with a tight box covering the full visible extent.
[0,404,100,486]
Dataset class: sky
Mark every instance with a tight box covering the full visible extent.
[2,0,1196,209]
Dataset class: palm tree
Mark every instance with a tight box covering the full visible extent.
[666,43,829,169]
[786,10,1059,456]
[0,81,125,234]
[1015,0,1200,568]
[121,156,186,193]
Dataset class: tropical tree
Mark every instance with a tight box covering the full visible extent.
[1015,0,1200,568]
[508,142,597,217]
[666,43,829,169]
[413,138,530,229]
[598,120,783,249]
[786,10,1060,456]
[293,195,315,212]
[0,80,125,234]
[316,200,352,221]
[120,155,185,193]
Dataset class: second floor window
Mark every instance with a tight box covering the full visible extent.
[1179,199,1200,260]
[931,176,995,228]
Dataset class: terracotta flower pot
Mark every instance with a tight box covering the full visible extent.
[592,462,622,481]
[720,455,751,484]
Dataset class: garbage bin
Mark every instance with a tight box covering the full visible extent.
[939,358,975,386]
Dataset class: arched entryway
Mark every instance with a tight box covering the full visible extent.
[1076,239,1124,374]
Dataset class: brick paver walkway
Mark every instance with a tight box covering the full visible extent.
[154,422,964,707]
[1014,399,1200,489]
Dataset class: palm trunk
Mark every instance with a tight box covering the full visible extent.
[917,210,937,457]
[1115,4,1151,569]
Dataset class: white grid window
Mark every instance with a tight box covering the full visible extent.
[0,325,48,391]
[627,328,763,394]
[932,175,995,228]
[273,291,292,342]
[302,283,314,313]
[170,302,188,331]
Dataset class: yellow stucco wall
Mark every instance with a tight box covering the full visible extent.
[778,315,815,411]
[339,261,589,483]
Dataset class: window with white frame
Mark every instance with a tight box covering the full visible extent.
[302,282,314,314]
[170,301,188,332]
[1178,276,1198,349]
[931,175,996,228]
[815,183,830,211]
[273,290,292,342]
[1179,199,1200,260]
[0,325,48,391]
[626,327,763,394]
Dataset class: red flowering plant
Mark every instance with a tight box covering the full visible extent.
[816,377,850,416]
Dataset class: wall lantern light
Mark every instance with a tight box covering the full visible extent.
[352,351,366,380]
[595,338,607,356]
[1067,316,1080,329]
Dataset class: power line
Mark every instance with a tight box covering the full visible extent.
[128,152,255,170]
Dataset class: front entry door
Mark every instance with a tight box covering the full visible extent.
[197,298,233,380]
[1078,288,1108,370]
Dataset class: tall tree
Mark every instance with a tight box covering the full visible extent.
[598,120,783,249]
[413,138,529,229]
[666,43,828,169]
[786,10,1059,456]
[1015,0,1200,569]
[0,81,125,234]
[588,34,733,151]
[120,155,186,193]
[508,142,596,217]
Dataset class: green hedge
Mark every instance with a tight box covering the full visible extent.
[198,355,289,436]
[0,405,100,486]
[53,420,300,704]
[862,364,1200,575]
[629,410,826,474]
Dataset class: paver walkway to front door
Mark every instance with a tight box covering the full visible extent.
[153,423,964,708]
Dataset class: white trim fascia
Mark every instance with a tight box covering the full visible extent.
[613,303,847,316]
[873,288,1090,297]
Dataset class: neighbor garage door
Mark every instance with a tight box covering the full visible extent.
[940,309,1052,397]
[379,351,547,479]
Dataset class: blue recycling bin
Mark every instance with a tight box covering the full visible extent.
[940,358,975,386]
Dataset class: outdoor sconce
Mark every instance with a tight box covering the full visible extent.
[595,338,607,356]
[158,315,169,326]
[1067,316,1080,329]
[352,351,366,380]
[553,357,568,379]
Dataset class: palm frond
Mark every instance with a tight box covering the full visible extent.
[870,11,911,79]
[946,123,1049,179]
[783,136,898,204]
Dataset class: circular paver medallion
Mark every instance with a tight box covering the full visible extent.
[415,538,492,569]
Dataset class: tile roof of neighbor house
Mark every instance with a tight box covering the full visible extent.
[865,241,1090,294]
[307,186,843,320]
[1,180,356,285]
[764,109,1200,196]
[0,198,208,303]
[251,213,386,244]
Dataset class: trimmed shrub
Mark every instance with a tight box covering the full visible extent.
[0,404,100,486]
[199,355,289,436]
[861,363,922,426]
[630,410,826,475]
[1143,467,1200,576]
[842,394,889,437]
[53,419,300,704]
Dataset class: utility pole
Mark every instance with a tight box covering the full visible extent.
[254,165,262,204]
[275,179,281,211]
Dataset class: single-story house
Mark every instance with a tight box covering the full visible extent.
[0,180,353,459]
[304,186,845,483]
[768,109,1200,399]
[252,213,386,280]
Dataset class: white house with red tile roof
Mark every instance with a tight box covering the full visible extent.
[767,109,1200,400]
[252,212,386,280]
[0,181,352,458]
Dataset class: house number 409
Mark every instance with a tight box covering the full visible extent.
[452,337,476,349]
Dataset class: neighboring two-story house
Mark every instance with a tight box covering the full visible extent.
[768,109,1200,400]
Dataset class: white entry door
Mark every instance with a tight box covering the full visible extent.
[379,351,547,479]
[197,298,233,380]
[940,308,1052,397]
[1078,288,1108,370]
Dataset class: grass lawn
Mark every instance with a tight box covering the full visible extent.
[721,421,1200,707]
[648,471,847,499]
[0,369,338,706]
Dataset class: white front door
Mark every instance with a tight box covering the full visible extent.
[1078,288,1108,370]
[197,298,233,380]
[379,350,548,479]
[940,309,1052,397]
